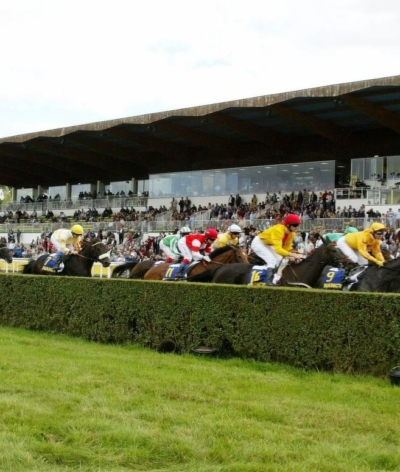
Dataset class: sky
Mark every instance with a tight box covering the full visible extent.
[1,0,400,139]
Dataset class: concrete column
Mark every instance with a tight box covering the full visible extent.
[97,180,105,194]
[131,178,137,195]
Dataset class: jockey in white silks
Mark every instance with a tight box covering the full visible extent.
[50,224,84,269]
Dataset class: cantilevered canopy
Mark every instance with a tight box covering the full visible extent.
[1,75,400,188]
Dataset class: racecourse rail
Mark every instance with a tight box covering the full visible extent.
[0,259,122,278]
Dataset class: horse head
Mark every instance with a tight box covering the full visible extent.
[210,244,248,264]
[81,237,111,267]
[0,247,13,263]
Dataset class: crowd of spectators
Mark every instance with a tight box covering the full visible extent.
[5,188,400,264]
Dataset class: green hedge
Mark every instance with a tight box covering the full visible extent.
[1,274,399,376]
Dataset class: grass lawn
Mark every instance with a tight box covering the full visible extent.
[0,326,399,472]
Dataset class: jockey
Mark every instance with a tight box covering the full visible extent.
[336,222,386,267]
[323,225,358,244]
[212,224,242,249]
[250,213,303,286]
[159,227,192,263]
[176,227,218,278]
[50,224,84,270]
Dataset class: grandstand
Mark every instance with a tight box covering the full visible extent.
[1,74,400,243]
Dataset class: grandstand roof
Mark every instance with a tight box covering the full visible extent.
[1,75,400,188]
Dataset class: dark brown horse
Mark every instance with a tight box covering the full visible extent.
[338,257,400,293]
[22,238,111,276]
[0,246,13,263]
[193,238,354,288]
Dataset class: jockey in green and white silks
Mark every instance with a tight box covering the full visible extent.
[323,225,358,243]
[159,227,192,263]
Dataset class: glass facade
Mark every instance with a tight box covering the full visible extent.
[149,161,336,198]
[351,155,400,183]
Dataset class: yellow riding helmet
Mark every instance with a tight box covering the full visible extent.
[369,222,386,233]
[71,224,84,235]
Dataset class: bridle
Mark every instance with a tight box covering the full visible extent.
[75,240,111,262]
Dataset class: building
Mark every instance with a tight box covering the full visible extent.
[1,74,400,211]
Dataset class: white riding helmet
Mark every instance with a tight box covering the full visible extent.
[228,224,242,233]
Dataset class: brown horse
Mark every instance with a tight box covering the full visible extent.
[112,245,249,281]
[133,245,247,281]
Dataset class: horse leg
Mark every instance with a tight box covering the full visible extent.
[144,263,168,280]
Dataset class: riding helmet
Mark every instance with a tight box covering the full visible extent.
[282,214,301,226]
[71,224,84,235]
[369,222,386,233]
[204,228,218,240]
[228,224,242,233]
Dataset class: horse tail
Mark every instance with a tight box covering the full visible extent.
[111,261,138,278]
[22,261,34,274]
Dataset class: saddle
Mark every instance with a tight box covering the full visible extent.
[320,265,367,290]
[43,254,64,272]
[162,261,199,281]
[247,265,268,285]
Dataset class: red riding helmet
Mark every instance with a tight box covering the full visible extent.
[282,214,301,226]
[204,228,218,240]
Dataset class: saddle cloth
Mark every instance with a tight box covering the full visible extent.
[320,266,346,289]
[43,254,64,272]
[247,265,268,285]
[162,261,199,281]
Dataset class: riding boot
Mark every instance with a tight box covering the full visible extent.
[53,251,64,270]
[176,262,188,279]
[265,268,278,286]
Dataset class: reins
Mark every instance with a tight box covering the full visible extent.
[282,244,340,286]
[74,241,110,262]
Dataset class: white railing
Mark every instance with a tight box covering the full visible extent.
[0,259,127,279]
[0,196,148,213]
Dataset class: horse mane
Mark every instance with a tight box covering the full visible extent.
[83,237,101,245]
[80,237,102,253]
[210,244,238,259]
[381,257,400,270]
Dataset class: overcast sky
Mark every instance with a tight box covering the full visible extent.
[1,0,399,138]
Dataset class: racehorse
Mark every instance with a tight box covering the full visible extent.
[22,238,111,276]
[341,257,400,293]
[194,237,354,288]
[144,245,248,281]
[112,245,249,281]
[0,246,13,263]
[112,260,152,279]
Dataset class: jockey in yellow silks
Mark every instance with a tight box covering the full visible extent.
[250,214,304,285]
[212,224,242,249]
[336,222,386,267]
